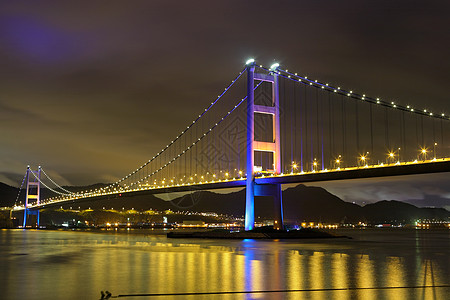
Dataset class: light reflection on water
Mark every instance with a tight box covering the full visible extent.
[0,228,448,300]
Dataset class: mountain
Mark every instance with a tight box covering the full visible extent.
[400,196,450,211]
[1,182,449,223]
[361,200,450,223]
[282,185,361,222]
[0,182,20,207]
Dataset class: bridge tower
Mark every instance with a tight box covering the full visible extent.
[23,166,41,228]
[245,61,283,231]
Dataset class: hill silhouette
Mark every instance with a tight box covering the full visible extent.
[1,182,449,223]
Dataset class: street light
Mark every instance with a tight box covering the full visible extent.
[359,152,369,167]
[420,148,427,161]
[434,142,438,159]
[388,151,395,164]
[312,159,318,172]
[335,155,342,169]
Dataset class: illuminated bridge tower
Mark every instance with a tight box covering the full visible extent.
[23,166,41,228]
[245,61,283,231]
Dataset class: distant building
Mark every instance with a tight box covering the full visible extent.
[180,220,205,227]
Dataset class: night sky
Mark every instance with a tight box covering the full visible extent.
[1,1,449,208]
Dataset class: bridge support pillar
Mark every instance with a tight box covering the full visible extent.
[23,209,40,228]
[245,179,255,231]
[255,183,283,230]
[245,62,256,231]
[245,61,283,231]
[22,166,41,228]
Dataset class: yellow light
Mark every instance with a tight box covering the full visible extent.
[361,156,366,161]
[421,149,427,154]
[389,152,394,157]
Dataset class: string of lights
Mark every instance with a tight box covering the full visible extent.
[257,65,449,121]
[29,170,72,196]
[22,61,450,207]
[128,80,265,188]
[41,167,74,194]
[14,172,27,206]
[110,68,246,189]
[44,79,261,201]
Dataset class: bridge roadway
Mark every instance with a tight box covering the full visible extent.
[14,159,450,211]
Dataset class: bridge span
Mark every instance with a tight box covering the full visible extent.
[14,158,450,211]
[12,61,450,229]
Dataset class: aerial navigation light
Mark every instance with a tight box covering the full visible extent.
[270,63,280,70]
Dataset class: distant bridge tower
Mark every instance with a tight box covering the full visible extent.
[245,61,283,231]
[23,166,41,228]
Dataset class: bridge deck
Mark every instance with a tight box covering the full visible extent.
[14,159,450,211]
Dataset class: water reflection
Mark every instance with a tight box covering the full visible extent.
[0,229,448,299]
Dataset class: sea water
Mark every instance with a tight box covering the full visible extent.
[0,228,448,299]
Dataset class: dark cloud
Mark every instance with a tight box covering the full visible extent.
[1,1,449,205]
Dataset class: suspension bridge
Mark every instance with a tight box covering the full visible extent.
[12,60,450,230]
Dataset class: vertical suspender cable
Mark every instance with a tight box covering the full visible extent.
[355,99,359,154]
[283,79,287,173]
[293,81,297,169]
[237,114,240,174]
[385,107,389,150]
[304,85,309,171]
[196,116,198,178]
[401,110,406,161]
[415,114,419,149]
[370,103,374,155]
[300,84,304,172]
[184,129,187,180]
[342,95,345,165]
[190,124,192,180]
[432,118,436,144]
[320,91,324,170]
[328,91,333,167]
[213,108,216,177]
[310,88,313,170]
[316,89,320,167]
[421,115,424,146]
[291,80,294,168]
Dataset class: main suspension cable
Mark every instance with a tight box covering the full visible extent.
[258,65,449,122]
[128,80,265,188]
[41,168,74,194]
[14,172,27,206]
[112,68,246,188]
[30,171,72,196]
